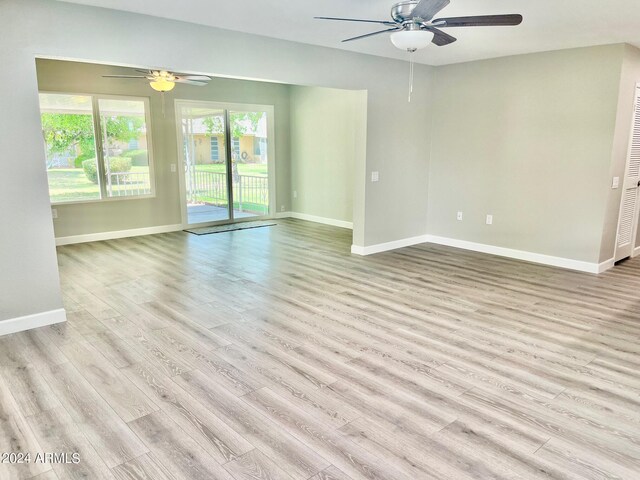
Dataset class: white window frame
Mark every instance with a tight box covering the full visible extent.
[40,91,156,206]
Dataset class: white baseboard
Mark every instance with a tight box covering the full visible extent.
[597,257,615,273]
[351,234,429,256]
[277,212,353,230]
[56,224,183,246]
[425,235,605,273]
[352,233,606,274]
[0,308,66,337]
[634,246,640,257]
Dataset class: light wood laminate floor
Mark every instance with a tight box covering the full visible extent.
[1,219,640,479]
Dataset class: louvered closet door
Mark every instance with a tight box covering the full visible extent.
[615,85,640,262]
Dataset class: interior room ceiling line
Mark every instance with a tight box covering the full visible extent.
[58,0,640,65]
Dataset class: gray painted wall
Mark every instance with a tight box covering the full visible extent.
[37,59,292,238]
[0,0,433,322]
[428,45,625,263]
[0,28,63,320]
[290,86,366,223]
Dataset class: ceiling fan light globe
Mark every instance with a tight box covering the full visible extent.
[390,30,434,51]
[149,78,176,92]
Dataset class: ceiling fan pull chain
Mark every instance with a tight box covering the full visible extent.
[408,50,415,103]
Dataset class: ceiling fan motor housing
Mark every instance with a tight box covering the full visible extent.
[391,1,420,23]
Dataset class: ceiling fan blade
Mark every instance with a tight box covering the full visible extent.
[342,27,400,43]
[134,69,152,74]
[174,75,212,81]
[315,16,396,26]
[174,79,209,86]
[411,0,450,21]
[102,75,146,78]
[424,27,457,46]
[433,14,523,27]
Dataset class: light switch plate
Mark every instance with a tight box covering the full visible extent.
[371,171,380,182]
[612,176,620,189]
[457,211,463,221]
[51,208,58,219]
[170,164,177,173]
[486,214,493,225]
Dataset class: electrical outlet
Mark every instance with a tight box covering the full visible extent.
[170,163,177,173]
[486,214,493,225]
[457,211,463,221]
[371,171,380,182]
[51,208,58,219]
[281,205,285,212]
[293,190,298,199]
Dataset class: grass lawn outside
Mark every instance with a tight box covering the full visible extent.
[191,186,269,214]
[47,166,151,203]
[190,163,269,211]
[194,163,268,176]
[47,163,268,207]
[194,196,268,215]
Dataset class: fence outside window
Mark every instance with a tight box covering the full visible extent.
[101,167,268,213]
[106,171,152,197]
[186,167,269,215]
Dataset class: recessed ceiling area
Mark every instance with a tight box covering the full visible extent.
[58,0,640,65]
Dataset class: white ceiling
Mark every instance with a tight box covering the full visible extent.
[59,0,640,66]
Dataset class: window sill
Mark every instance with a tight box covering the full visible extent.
[51,193,156,207]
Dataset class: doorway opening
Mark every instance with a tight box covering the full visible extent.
[176,100,275,226]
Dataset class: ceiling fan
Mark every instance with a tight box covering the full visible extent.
[316,0,522,51]
[103,69,212,92]
[316,0,522,101]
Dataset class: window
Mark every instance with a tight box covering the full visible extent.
[39,93,154,204]
[39,94,101,203]
[232,137,240,159]
[254,137,267,157]
[210,137,219,161]
[98,98,152,198]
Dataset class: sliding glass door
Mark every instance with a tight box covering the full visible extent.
[229,109,270,219]
[176,101,273,226]
[179,105,230,224]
